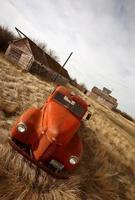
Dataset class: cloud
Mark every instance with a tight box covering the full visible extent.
[0,0,135,117]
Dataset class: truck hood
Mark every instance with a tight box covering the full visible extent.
[43,101,80,145]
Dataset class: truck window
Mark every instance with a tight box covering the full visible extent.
[53,92,85,117]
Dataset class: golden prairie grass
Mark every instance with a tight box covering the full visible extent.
[104,110,135,139]
[0,56,53,114]
[0,55,135,199]
[89,111,135,171]
[77,124,135,200]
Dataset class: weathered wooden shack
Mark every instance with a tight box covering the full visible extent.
[5,38,70,84]
[88,86,118,109]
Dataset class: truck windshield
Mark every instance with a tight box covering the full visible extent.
[53,92,85,117]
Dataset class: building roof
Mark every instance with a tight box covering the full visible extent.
[102,87,112,95]
[13,38,70,80]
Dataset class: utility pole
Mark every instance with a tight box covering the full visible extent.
[62,52,73,67]
[53,52,73,82]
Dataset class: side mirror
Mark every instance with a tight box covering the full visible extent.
[86,113,91,120]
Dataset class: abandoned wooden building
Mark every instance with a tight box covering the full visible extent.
[5,38,70,84]
[88,86,118,109]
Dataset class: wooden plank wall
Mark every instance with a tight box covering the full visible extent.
[5,44,33,70]
[89,91,117,109]
[5,44,22,64]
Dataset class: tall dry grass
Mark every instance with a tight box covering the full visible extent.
[0,141,81,200]
[89,111,135,170]
[77,123,135,200]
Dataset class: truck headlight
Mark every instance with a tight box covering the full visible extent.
[69,156,79,165]
[17,122,27,133]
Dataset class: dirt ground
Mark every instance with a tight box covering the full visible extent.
[0,55,135,200]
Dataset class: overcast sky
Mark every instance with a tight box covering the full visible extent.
[0,0,135,117]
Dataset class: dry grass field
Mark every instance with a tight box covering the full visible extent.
[0,54,135,200]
